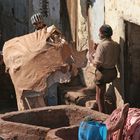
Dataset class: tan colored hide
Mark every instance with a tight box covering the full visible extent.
[3,25,88,110]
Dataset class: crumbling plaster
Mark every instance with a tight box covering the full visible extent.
[105,0,140,42]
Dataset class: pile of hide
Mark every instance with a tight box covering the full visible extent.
[3,25,88,110]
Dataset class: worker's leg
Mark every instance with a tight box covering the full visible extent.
[96,84,106,113]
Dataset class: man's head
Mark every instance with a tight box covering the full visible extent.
[99,24,113,39]
[31,13,46,30]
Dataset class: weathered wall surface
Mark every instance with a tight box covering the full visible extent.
[118,0,140,26]
[105,0,140,43]
[77,0,88,51]
[0,0,29,49]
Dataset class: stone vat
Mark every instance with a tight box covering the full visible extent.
[0,105,108,140]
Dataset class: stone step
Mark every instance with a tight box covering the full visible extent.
[59,86,96,106]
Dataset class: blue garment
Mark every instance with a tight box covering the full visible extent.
[44,83,58,106]
[78,120,107,140]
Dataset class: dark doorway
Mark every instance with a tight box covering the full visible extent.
[124,21,140,107]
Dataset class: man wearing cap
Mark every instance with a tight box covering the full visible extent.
[30,13,47,31]
[30,13,60,107]
[91,24,120,113]
[30,13,69,107]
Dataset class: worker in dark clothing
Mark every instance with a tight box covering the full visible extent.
[91,24,120,113]
[30,13,67,106]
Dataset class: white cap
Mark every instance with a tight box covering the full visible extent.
[30,13,44,25]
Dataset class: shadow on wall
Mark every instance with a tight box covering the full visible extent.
[119,37,125,98]
[80,0,89,18]
[60,0,72,42]
[105,83,117,114]
[129,84,140,108]
[119,36,131,106]
[78,68,87,87]
[121,28,140,108]
[120,36,130,105]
